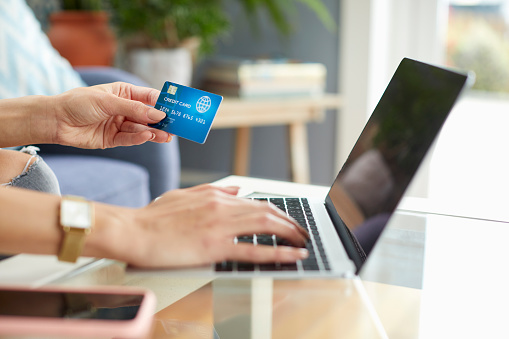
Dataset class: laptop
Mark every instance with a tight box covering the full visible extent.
[131,58,472,279]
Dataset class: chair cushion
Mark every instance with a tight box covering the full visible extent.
[43,155,150,208]
[0,0,86,99]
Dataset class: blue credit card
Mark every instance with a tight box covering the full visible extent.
[150,81,223,144]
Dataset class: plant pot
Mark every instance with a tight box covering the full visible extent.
[127,48,193,89]
[47,11,116,67]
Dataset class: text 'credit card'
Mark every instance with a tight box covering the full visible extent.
[150,81,223,144]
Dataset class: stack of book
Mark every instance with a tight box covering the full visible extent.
[201,58,327,98]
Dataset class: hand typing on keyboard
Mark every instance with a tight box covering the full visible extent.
[113,184,309,268]
[216,197,330,273]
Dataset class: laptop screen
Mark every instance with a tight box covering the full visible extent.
[326,58,470,269]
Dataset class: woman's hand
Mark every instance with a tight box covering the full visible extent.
[50,82,172,149]
[97,184,310,268]
[0,184,309,269]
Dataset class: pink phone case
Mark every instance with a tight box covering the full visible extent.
[0,285,156,339]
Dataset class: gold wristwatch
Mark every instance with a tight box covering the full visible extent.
[58,196,94,263]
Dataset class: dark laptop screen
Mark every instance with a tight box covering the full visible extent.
[326,58,470,268]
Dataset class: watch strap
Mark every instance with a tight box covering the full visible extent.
[58,227,90,263]
[58,196,93,263]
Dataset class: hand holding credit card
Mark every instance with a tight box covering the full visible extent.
[149,81,223,144]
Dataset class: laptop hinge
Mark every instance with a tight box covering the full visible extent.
[325,196,366,273]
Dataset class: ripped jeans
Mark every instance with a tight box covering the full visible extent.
[1,146,60,195]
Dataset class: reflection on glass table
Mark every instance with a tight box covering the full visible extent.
[151,277,387,339]
[147,207,509,339]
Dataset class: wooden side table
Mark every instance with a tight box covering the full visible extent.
[213,94,342,184]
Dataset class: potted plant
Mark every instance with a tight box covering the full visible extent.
[108,0,335,88]
[47,0,117,67]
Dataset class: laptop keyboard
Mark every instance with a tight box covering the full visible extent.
[215,197,331,273]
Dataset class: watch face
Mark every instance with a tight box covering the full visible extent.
[61,199,92,229]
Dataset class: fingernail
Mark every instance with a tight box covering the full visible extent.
[225,186,240,192]
[280,247,309,261]
[149,133,156,141]
[298,248,309,259]
[148,109,165,122]
[166,134,172,143]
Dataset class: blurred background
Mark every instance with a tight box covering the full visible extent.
[26,0,509,196]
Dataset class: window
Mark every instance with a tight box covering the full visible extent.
[447,0,509,93]
[427,0,509,211]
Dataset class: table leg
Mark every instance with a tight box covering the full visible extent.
[233,127,251,177]
[288,122,310,184]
